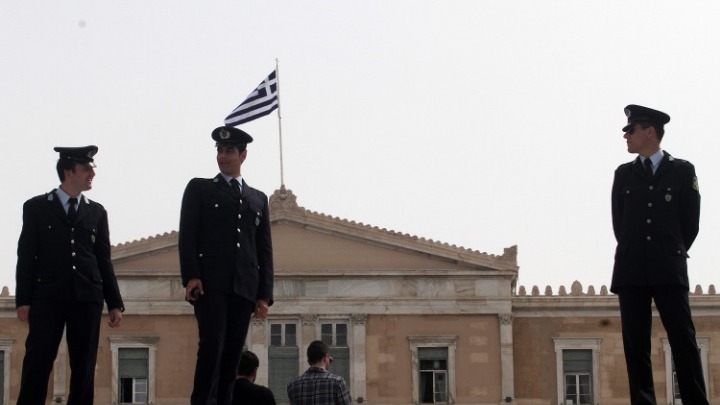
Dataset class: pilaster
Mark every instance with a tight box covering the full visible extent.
[499,313,515,403]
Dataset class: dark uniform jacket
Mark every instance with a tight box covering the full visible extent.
[16,190,124,310]
[611,151,700,293]
[179,174,273,304]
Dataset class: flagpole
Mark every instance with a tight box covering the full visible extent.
[275,58,285,188]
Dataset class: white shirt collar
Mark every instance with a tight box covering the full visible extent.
[220,172,242,192]
[641,149,664,169]
[219,173,243,187]
[55,187,83,210]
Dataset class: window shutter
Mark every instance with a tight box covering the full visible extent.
[331,347,351,385]
[563,349,592,372]
[418,347,448,361]
[119,348,149,378]
[269,346,299,404]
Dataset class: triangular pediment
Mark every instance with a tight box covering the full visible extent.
[111,187,518,278]
[272,221,472,273]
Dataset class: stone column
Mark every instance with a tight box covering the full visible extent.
[498,313,515,403]
[301,315,318,371]
[249,318,269,385]
[351,314,368,403]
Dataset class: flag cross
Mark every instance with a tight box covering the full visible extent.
[224,71,279,127]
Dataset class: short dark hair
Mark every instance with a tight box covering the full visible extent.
[237,350,259,376]
[307,340,330,364]
[56,159,80,182]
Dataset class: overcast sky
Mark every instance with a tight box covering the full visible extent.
[2,1,720,295]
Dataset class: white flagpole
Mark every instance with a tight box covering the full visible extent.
[275,58,285,188]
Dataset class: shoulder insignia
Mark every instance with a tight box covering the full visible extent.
[693,176,699,191]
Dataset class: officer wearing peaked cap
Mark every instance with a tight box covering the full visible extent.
[621,104,671,133]
[611,105,707,405]
[54,145,99,166]
[179,126,273,405]
[15,145,124,405]
[211,125,254,145]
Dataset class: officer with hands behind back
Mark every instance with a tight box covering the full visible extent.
[611,105,707,405]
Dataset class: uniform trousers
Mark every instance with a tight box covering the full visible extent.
[17,300,103,405]
[191,290,254,405]
[618,285,708,405]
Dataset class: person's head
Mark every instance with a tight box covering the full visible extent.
[307,340,333,369]
[237,350,260,382]
[54,146,98,195]
[211,126,253,177]
[621,105,670,156]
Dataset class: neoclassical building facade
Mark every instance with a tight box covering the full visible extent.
[0,187,718,405]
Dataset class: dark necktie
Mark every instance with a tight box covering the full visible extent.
[230,179,241,200]
[68,197,78,222]
[644,158,654,179]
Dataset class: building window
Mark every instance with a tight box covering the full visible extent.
[0,349,4,405]
[0,339,14,405]
[269,322,299,405]
[408,336,457,404]
[270,322,297,347]
[671,356,681,404]
[119,348,149,404]
[110,337,158,405]
[562,350,593,404]
[321,323,347,346]
[321,323,350,385]
[419,347,448,403]
[553,338,600,405]
[662,338,709,405]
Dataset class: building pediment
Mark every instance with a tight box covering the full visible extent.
[269,186,518,276]
[111,187,518,279]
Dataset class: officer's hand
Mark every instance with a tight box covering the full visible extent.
[185,279,204,303]
[254,299,269,320]
[17,305,30,322]
[108,308,123,328]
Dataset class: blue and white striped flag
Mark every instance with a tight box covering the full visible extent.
[224,71,279,126]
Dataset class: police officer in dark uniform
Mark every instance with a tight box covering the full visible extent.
[611,105,707,405]
[179,126,274,405]
[16,145,124,405]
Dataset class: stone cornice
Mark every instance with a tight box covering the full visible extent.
[112,231,178,261]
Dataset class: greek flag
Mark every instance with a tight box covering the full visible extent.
[224,71,279,126]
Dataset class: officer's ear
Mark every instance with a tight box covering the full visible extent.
[647,126,659,141]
